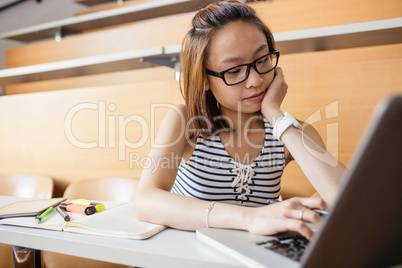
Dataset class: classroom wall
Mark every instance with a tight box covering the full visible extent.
[5,0,401,69]
[1,0,401,198]
[0,78,182,196]
[0,0,87,69]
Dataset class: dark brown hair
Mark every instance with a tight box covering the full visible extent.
[180,0,275,138]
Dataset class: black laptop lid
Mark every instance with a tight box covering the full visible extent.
[302,96,402,268]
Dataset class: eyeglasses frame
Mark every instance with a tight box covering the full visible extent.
[206,49,280,86]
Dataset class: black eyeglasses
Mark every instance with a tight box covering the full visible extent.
[206,49,280,86]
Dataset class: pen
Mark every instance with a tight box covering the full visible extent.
[34,206,54,223]
[267,199,329,216]
[56,206,71,222]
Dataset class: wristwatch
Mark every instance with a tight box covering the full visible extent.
[272,112,302,141]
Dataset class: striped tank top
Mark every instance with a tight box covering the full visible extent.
[171,117,285,207]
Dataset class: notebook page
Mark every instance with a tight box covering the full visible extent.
[63,202,166,239]
[0,200,123,231]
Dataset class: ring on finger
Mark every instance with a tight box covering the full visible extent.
[299,209,305,221]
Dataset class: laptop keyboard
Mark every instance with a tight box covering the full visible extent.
[256,235,309,262]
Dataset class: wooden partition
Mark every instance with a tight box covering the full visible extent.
[256,0,401,32]
[279,43,402,198]
[75,0,166,16]
[5,66,174,95]
[5,12,193,68]
[5,0,401,68]
[1,0,401,198]
[1,44,401,197]
[0,79,182,196]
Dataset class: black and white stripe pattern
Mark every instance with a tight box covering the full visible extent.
[172,118,285,207]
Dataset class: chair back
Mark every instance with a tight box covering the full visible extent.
[63,177,138,202]
[44,177,137,268]
[0,174,53,268]
[0,174,53,199]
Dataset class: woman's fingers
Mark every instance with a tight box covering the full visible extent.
[284,207,321,226]
[284,219,314,240]
[248,197,327,239]
[281,198,326,228]
[300,209,322,227]
[297,197,327,211]
[262,68,287,102]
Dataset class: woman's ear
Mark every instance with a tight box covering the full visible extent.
[204,80,210,91]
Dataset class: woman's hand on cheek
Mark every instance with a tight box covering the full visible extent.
[261,67,288,123]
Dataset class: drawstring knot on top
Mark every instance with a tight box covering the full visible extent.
[229,159,257,202]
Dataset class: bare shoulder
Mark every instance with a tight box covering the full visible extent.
[155,104,188,146]
[155,104,197,162]
[162,103,187,125]
[140,104,190,191]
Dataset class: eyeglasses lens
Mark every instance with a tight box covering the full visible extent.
[224,54,278,85]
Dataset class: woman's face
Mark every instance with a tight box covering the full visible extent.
[205,21,275,117]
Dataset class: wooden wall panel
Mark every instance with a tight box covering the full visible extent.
[0,80,183,195]
[5,0,401,68]
[1,0,401,198]
[5,12,193,68]
[75,0,154,16]
[5,66,175,95]
[1,44,401,198]
[279,43,402,198]
[256,0,402,32]
[76,0,402,27]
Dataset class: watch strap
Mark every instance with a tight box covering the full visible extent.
[272,112,301,141]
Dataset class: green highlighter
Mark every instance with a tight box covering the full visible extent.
[74,199,105,212]
[34,206,54,223]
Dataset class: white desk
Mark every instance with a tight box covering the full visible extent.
[0,197,244,268]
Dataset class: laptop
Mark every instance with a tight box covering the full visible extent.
[197,95,402,268]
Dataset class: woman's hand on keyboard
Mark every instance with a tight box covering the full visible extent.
[244,197,326,240]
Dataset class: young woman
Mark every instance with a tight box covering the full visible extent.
[135,0,346,239]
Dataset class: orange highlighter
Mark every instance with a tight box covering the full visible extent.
[59,202,96,215]
[74,199,105,212]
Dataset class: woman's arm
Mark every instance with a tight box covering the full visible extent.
[135,104,245,230]
[261,68,347,204]
[135,104,327,239]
